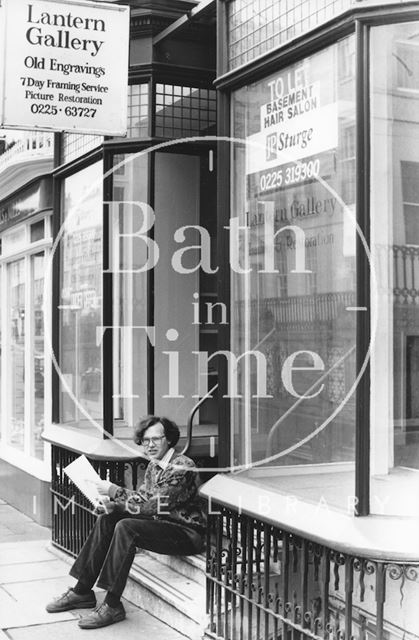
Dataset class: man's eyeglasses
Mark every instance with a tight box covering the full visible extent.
[141,436,166,446]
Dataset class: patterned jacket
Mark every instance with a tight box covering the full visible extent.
[108,451,206,532]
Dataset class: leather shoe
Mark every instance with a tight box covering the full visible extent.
[78,602,126,629]
[46,587,96,612]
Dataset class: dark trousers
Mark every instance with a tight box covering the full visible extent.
[69,512,204,598]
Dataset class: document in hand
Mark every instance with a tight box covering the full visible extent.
[63,454,103,505]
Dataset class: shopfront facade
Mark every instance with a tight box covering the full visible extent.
[201,1,419,638]
[0,0,218,526]
[0,133,53,523]
[42,0,219,551]
[0,0,418,636]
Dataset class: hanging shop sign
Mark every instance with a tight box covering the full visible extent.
[0,0,129,135]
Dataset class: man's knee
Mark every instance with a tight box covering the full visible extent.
[114,519,133,534]
[113,519,142,543]
[96,513,118,532]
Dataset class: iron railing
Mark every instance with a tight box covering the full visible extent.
[393,245,419,306]
[51,444,147,556]
[206,505,419,640]
[235,292,356,330]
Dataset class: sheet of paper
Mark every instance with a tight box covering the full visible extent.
[63,454,103,505]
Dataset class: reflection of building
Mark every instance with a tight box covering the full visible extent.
[1,1,419,638]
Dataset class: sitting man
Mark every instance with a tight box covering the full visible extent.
[46,416,206,629]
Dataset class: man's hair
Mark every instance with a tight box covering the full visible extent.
[134,415,180,448]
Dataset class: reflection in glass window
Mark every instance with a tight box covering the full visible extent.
[8,259,25,451]
[31,253,45,459]
[111,155,148,428]
[231,36,357,510]
[59,162,103,429]
[371,21,419,516]
[0,276,1,429]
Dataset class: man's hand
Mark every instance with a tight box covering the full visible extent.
[89,479,114,496]
[93,497,116,515]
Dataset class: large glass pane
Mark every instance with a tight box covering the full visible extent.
[8,259,25,450]
[153,152,201,426]
[59,162,103,430]
[0,270,2,432]
[31,252,45,459]
[370,21,419,516]
[111,148,217,435]
[111,154,149,431]
[231,36,357,511]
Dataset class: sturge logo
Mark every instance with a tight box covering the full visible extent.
[266,132,278,161]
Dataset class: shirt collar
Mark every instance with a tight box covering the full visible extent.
[155,447,175,470]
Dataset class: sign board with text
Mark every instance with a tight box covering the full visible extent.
[246,103,338,176]
[245,69,339,195]
[0,0,129,135]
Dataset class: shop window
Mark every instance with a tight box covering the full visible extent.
[7,259,25,451]
[31,253,45,459]
[59,162,103,429]
[110,148,217,430]
[127,84,149,138]
[3,227,26,256]
[396,40,419,91]
[61,133,103,165]
[110,154,149,428]
[341,125,356,205]
[230,35,357,509]
[227,0,351,70]
[0,214,50,462]
[401,161,419,245]
[338,36,356,82]
[155,84,216,138]
[30,219,45,243]
[370,22,419,516]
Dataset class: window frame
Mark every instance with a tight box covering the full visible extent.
[217,1,419,516]
[0,212,52,477]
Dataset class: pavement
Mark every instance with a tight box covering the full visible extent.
[0,499,186,640]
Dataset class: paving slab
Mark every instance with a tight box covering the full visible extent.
[0,540,53,565]
[0,525,17,539]
[0,585,18,607]
[0,603,75,629]
[0,580,75,628]
[0,575,79,628]
[0,505,33,519]
[0,506,50,543]
[0,528,51,543]
[3,575,77,606]
[0,559,69,583]
[6,603,187,640]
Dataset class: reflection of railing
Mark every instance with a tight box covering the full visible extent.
[236,291,356,326]
[182,326,277,456]
[206,506,419,640]
[393,244,419,305]
[0,132,53,174]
